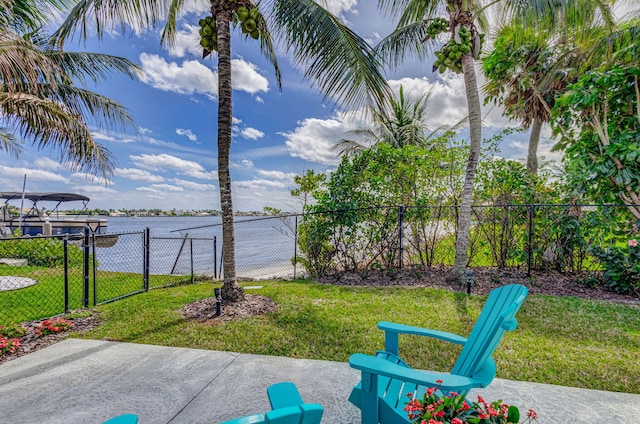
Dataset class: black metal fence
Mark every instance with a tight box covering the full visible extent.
[0,228,220,325]
[291,203,638,277]
[1,203,637,325]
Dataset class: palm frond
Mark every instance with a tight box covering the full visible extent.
[377,0,438,23]
[34,83,136,131]
[272,0,391,110]
[45,50,142,84]
[0,91,116,177]
[53,0,168,45]
[0,128,24,157]
[331,138,368,156]
[161,0,187,48]
[255,4,281,90]
[375,19,434,70]
[0,30,62,93]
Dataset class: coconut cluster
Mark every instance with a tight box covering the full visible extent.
[198,3,261,56]
[424,18,449,39]
[235,6,260,40]
[433,26,484,74]
[199,16,218,52]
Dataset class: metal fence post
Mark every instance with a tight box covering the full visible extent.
[82,227,90,308]
[190,238,194,284]
[144,227,150,291]
[398,205,404,270]
[294,215,298,279]
[527,205,535,278]
[92,233,97,306]
[213,236,217,279]
[63,235,69,313]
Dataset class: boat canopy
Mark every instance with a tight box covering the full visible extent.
[0,192,90,203]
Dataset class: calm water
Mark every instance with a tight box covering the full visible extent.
[97,216,298,278]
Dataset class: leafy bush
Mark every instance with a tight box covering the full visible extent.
[589,239,640,294]
[0,234,84,267]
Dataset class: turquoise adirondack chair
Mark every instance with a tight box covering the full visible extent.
[222,382,324,424]
[103,414,138,424]
[349,284,528,424]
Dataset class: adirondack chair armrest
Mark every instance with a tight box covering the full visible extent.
[267,382,305,409]
[378,321,467,355]
[220,413,267,424]
[349,353,481,393]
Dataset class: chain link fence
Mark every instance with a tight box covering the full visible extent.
[2,203,637,325]
[295,203,638,277]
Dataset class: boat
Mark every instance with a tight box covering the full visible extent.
[0,192,117,246]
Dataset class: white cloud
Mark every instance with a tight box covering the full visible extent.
[73,185,117,194]
[324,0,358,18]
[232,59,269,94]
[168,24,202,58]
[91,131,135,143]
[171,178,216,191]
[241,127,265,140]
[232,117,243,124]
[139,53,218,97]
[33,157,63,170]
[71,172,113,186]
[149,184,184,191]
[282,110,367,165]
[130,153,218,180]
[235,178,289,189]
[176,128,198,141]
[255,96,264,103]
[258,170,297,180]
[0,166,68,182]
[115,168,164,182]
[139,54,269,98]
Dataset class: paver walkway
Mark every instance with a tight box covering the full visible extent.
[1,339,639,423]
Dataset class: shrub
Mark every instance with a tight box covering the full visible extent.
[0,234,84,267]
[589,239,640,294]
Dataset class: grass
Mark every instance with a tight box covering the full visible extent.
[0,264,192,324]
[76,279,640,394]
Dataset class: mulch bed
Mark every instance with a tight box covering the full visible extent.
[181,294,279,323]
[318,267,640,305]
[0,313,102,365]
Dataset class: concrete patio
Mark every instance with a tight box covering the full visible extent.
[1,339,639,423]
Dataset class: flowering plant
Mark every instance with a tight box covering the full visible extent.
[0,335,20,355]
[0,323,26,339]
[404,380,538,424]
[35,318,74,337]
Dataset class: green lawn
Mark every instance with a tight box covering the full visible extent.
[0,264,192,324]
[77,280,640,394]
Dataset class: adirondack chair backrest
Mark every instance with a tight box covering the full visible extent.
[451,284,528,383]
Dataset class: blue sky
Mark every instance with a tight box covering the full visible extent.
[1,1,632,212]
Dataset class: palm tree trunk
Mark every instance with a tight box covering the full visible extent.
[527,118,542,174]
[449,53,482,289]
[215,5,244,303]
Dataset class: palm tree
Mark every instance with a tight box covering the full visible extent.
[333,85,463,156]
[483,4,616,175]
[53,0,390,302]
[375,0,614,288]
[1,0,139,178]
